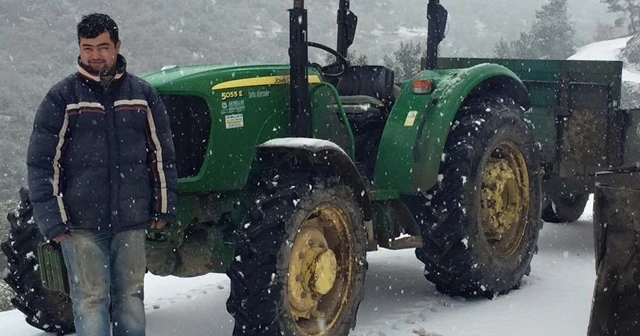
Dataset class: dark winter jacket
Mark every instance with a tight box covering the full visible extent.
[27,55,177,240]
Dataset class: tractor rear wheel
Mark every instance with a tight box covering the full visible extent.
[541,193,589,223]
[1,188,74,334]
[409,97,542,298]
[227,173,367,335]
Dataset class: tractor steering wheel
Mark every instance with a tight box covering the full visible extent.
[308,41,349,78]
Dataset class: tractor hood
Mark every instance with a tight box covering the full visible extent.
[141,62,324,194]
[142,64,296,94]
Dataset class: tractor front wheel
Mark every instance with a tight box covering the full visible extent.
[227,174,367,336]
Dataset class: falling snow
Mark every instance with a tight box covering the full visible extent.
[2,10,639,336]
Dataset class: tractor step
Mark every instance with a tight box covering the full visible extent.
[387,235,423,250]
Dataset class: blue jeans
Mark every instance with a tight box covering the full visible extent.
[61,229,146,336]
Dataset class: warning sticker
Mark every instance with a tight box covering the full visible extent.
[404,111,418,127]
[225,114,244,129]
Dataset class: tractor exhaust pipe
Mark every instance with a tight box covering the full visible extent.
[337,0,352,58]
[289,0,310,137]
[425,0,448,70]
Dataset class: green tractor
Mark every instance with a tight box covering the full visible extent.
[3,0,543,335]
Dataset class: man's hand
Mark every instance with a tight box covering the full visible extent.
[53,233,69,243]
[150,219,166,230]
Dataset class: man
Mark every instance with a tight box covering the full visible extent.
[26,13,177,336]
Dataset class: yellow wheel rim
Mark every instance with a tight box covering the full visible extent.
[287,203,356,335]
[481,141,530,256]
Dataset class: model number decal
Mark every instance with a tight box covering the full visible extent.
[221,90,244,100]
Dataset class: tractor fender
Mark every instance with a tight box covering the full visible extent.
[255,138,373,221]
[374,63,530,193]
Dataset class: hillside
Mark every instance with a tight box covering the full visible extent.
[0,0,617,201]
[568,36,640,108]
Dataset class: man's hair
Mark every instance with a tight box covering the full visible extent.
[77,13,119,44]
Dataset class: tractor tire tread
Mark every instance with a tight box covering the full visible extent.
[411,96,542,298]
[1,189,75,334]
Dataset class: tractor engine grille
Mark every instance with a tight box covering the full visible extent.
[160,95,211,178]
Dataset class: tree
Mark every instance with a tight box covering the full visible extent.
[493,0,575,59]
[594,21,620,41]
[495,33,536,58]
[351,52,369,66]
[324,49,369,66]
[601,0,640,34]
[383,41,424,80]
[622,33,640,65]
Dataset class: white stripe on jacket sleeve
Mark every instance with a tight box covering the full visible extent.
[52,112,70,223]
[145,107,168,213]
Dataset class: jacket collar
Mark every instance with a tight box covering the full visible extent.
[77,54,127,83]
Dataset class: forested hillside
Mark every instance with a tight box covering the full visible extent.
[0,0,618,202]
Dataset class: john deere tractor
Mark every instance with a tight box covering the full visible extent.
[3,1,544,335]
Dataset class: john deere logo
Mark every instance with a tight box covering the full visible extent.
[274,76,291,85]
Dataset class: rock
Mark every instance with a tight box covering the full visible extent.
[412,328,444,336]
[622,33,640,68]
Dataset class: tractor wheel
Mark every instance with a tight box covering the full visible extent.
[1,188,74,334]
[541,193,589,223]
[409,97,542,298]
[227,174,367,336]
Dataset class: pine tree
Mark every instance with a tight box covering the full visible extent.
[601,0,640,34]
[622,33,640,65]
[324,50,369,66]
[531,0,576,58]
[351,53,369,66]
[493,0,575,59]
[495,33,536,58]
[383,41,424,80]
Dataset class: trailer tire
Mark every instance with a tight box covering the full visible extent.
[226,173,367,336]
[1,188,74,334]
[541,193,589,223]
[409,97,542,298]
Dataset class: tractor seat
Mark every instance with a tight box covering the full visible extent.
[335,66,396,114]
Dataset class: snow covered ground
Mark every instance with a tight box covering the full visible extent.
[568,36,640,83]
[0,199,598,335]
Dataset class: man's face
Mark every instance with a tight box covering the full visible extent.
[79,32,121,74]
